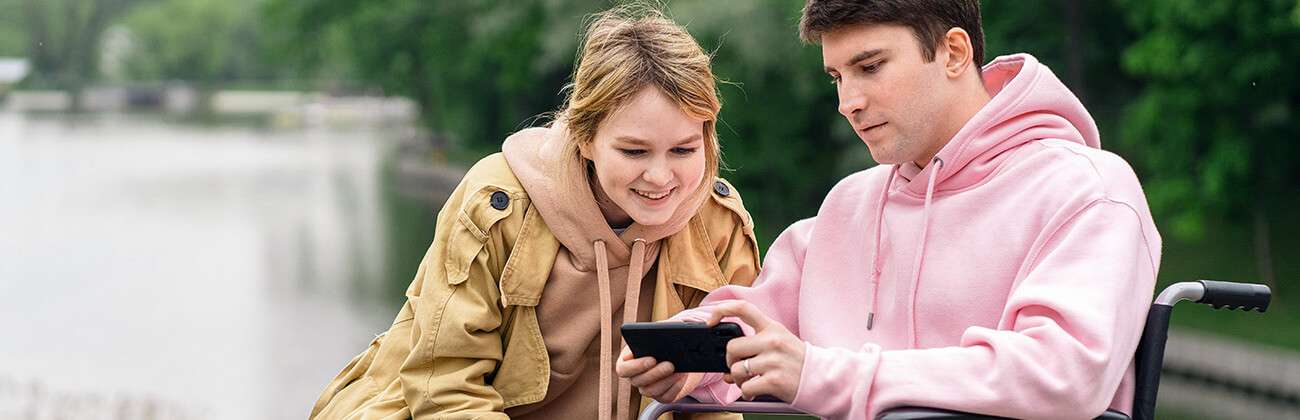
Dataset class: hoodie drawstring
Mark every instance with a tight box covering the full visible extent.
[595,240,613,420]
[866,166,900,330]
[908,156,944,347]
[615,239,647,420]
[594,238,648,420]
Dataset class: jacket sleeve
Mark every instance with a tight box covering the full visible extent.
[791,200,1159,420]
[398,184,515,420]
[681,217,818,403]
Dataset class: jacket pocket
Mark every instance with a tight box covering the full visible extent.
[444,188,514,285]
[494,306,549,408]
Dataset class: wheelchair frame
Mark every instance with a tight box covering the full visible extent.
[637,280,1272,420]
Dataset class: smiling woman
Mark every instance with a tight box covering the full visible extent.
[309,4,761,420]
[581,86,707,228]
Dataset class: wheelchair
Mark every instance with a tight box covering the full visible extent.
[638,280,1272,420]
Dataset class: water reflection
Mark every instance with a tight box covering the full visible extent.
[0,112,439,419]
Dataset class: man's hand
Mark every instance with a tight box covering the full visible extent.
[706,300,805,402]
[615,346,702,403]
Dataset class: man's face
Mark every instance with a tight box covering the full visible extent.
[822,24,951,166]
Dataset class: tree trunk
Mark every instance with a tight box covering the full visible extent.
[1253,204,1277,294]
[1062,0,1086,103]
[23,0,56,81]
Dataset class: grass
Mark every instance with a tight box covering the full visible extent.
[1157,198,1300,351]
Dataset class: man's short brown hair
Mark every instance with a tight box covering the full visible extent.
[799,0,984,65]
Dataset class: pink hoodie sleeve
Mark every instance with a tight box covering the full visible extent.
[675,218,817,404]
[792,200,1158,419]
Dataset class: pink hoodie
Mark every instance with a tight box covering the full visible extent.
[676,54,1161,419]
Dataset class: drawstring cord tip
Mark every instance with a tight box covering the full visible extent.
[866,312,875,330]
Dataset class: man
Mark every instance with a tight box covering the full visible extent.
[616,1,1161,419]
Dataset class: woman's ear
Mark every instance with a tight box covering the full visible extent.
[579,141,594,161]
[941,27,974,79]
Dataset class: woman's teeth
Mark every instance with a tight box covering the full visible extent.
[634,189,670,200]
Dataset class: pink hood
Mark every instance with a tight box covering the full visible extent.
[678,54,1161,419]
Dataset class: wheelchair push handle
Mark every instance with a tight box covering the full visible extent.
[1196,280,1271,312]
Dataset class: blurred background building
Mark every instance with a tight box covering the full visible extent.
[0,0,1296,419]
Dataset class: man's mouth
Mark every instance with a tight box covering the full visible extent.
[861,122,887,133]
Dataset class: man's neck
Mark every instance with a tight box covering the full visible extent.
[913,81,994,169]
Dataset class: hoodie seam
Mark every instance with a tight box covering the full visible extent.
[1022,198,1159,278]
[927,58,1043,195]
[1050,145,1160,273]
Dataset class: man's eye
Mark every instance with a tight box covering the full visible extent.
[671,147,698,155]
[619,149,647,157]
[863,61,883,74]
[829,75,841,85]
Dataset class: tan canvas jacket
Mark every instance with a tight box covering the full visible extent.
[311,154,760,419]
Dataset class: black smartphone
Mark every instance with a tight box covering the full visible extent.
[620,321,743,372]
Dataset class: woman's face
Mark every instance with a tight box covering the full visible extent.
[581,86,707,228]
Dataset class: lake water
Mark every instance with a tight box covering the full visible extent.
[0,112,440,419]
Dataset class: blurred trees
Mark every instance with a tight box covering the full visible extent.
[2,0,1296,266]
[9,0,137,108]
[0,1,26,57]
[263,0,606,149]
[262,0,1300,253]
[117,0,279,87]
[1116,0,1300,288]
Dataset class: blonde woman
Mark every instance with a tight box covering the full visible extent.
[310,6,759,420]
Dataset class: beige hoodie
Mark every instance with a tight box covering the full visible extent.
[501,124,710,420]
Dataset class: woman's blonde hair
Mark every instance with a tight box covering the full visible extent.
[559,4,722,179]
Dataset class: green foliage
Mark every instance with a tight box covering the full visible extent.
[0,0,26,56]
[1116,0,1300,239]
[263,0,605,150]
[118,0,277,84]
[14,0,136,89]
[262,0,1300,252]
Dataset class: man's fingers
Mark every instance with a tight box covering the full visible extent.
[728,359,751,384]
[738,375,779,401]
[706,300,774,332]
[724,335,765,367]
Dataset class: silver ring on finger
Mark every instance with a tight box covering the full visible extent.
[743,359,754,377]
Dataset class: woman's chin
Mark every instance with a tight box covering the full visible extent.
[628,210,674,228]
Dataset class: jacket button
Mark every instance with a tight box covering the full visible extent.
[490,191,510,210]
[713,180,731,197]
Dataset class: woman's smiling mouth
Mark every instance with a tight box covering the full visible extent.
[633,188,673,201]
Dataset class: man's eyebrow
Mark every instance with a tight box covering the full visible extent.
[824,49,885,73]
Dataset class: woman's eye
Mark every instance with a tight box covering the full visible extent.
[829,74,841,85]
[671,147,697,155]
[619,148,647,157]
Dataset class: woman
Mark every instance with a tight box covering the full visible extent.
[310,5,760,420]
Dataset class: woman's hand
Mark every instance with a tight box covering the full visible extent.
[706,300,805,402]
[615,346,701,402]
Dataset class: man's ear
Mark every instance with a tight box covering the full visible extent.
[939,27,974,79]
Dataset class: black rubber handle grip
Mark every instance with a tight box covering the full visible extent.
[1197,280,1271,312]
